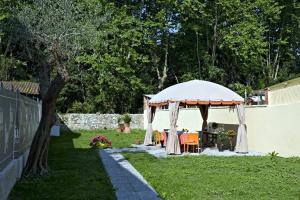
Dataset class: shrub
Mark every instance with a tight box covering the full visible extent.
[226,129,237,137]
[268,151,279,160]
[123,113,131,124]
[89,135,112,149]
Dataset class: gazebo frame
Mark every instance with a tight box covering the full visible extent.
[144,97,248,155]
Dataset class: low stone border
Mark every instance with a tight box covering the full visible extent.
[98,149,161,200]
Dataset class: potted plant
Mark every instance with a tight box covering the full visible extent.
[226,129,237,151]
[116,116,125,133]
[217,131,227,151]
[123,114,131,133]
[89,135,112,149]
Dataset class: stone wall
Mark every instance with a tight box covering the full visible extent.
[60,113,144,130]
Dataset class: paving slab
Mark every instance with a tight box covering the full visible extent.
[98,149,161,200]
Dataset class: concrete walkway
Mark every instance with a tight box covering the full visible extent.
[99,149,161,200]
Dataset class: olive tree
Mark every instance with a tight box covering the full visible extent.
[17,0,97,176]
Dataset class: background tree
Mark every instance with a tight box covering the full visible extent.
[55,0,299,114]
[13,0,97,176]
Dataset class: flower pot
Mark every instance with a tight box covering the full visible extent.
[117,124,125,132]
[124,123,131,133]
[217,143,224,152]
[134,139,141,145]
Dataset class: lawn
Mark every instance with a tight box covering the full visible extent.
[77,129,145,148]
[10,129,300,200]
[123,152,300,200]
[9,129,145,200]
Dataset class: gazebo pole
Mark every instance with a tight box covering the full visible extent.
[199,105,209,146]
[235,103,248,153]
[166,102,181,154]
[143,101,156,145]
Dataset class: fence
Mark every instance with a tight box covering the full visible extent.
[0,88,41,200]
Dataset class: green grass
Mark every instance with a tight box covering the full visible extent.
[123,153,300,200]
[9,129,145,199]
[77,129,145,148]
[11,129,299,199]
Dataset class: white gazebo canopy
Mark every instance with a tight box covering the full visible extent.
[149,80,244,106]
[144,80,248,155]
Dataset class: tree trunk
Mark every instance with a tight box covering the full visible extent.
[273,56,280,80]
[196,31,201,79]
[23,70,68,176]
[157,44,168,90]
[212,8,218,67]
[23,42,69,177]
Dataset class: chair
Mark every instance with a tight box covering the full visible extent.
[155,131,161,145]
[184,133,200,153]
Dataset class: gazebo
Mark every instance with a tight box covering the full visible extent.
[144,80,248,155]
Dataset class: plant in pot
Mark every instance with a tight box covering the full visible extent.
[217,131,227,151]
[89,135,112,149]
[226,129,237,151]
[117,116,125,133]
[123,114,131,133]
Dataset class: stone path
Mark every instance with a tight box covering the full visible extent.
[99,149,161,200]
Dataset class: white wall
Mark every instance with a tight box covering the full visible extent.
[145,103,300,157]
[269,84,300,105]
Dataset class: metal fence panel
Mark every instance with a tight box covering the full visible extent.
[0,89,16,170]
[0,88,40,171]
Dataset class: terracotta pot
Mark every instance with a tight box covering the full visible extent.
[134,139,141,145]
[117,124,125,132]
[124,123,131,133]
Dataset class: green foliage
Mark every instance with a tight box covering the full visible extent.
[0,55,27,81]
[217,131,229,144]
[1,0,299,114]
[228,83,253,97]
[226,129,237,137]
[67,101,94,113]
[16,0,92,65]
[122,113,132,124]
[268,151,280,160]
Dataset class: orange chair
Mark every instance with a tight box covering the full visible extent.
[184,133,200,153]
[155,131,161,145]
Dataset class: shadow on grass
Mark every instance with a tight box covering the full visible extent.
[9,131,116,200]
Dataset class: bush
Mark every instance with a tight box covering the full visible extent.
[68,101,94,113]
[89,135,112,149]
[123,113,131,124]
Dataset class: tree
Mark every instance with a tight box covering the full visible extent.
[0,0,27,81]
[4,0,298,120]
[15,0,96,176]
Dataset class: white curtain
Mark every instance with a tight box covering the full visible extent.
[144,103,156,145]
[166,102,181,154]
[235,104,248,153]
